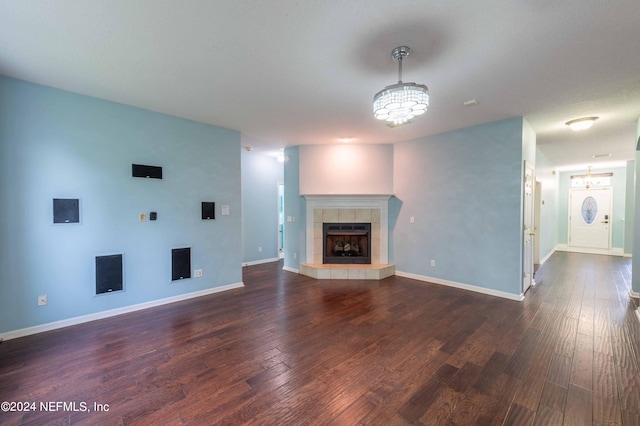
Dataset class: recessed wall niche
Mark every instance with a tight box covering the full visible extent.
[132,164,163,179]
[96,254,124,295]
[53,198,80,224]
[172,248,191,281]
[202,202,215,220]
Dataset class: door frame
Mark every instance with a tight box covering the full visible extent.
[523,161,535,293]
[277,182,285,258]
[534,180,542,266]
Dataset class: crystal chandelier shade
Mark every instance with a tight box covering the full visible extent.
[373,46,429,126]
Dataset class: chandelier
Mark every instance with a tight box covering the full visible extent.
[373,46,429,126]
[585,166,594,189]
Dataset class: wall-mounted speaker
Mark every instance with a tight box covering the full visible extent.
[53,198,80,224]
[172,248,191,281]
[132,164,163,179]
[96,254,123,294]
[202,202,215,220]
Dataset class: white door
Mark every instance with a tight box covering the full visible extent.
[534,181,542,265]
[523,161,535,293]
[278,182,285,258]
[569,188,612,249]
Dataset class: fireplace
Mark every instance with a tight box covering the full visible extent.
[323,223,371,264]
[303,195,391,265]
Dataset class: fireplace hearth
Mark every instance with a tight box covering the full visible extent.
[323,223,371,264]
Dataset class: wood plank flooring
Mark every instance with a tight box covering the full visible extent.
[1,252,639,425]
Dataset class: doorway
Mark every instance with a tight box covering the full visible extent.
[569,188,612,249]
[534,180,542,266]
[523,161,535,293]
[278,182,285,258]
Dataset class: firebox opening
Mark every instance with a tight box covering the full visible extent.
[323,223,371,264]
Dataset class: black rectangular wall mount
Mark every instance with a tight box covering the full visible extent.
[172,248,191,281]
[53,198,80,224]
[132,164,163,179]
[202,202,215,220]
[96,254,124,294]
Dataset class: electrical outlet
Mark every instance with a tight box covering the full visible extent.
[139,213,146,222]
[258,246,262,253]
[194,269,203,278]
[431,259,435,267]
[410,216,415,223]
[38,294,48,306]
[293,253,297,259]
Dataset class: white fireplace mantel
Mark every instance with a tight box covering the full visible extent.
[303,195,392,264]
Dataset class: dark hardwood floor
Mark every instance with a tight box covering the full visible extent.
[1,252,639,425]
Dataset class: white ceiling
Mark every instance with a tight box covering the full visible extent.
[2,1,639,170]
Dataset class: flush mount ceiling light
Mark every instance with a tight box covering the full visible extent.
[373,46,429,126]
[565,116,599,131]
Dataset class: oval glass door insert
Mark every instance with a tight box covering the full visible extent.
[581,196,598,225]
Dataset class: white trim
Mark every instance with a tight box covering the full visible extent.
[394,270,525,302]
[0,282,244,341]
[282,266,299,274]
[630,289,640,299]
[242,257,280,267]
[540,248,555,265]
[623,253,633,258]
[556,244,624,256]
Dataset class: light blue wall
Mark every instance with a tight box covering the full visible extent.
[241,149,283,263]
[535,149,560,261]
[557,166,626,248]
[283,146,304,271]
[624,160,635,256]
[0,77,242,334]
[392,117,526,296]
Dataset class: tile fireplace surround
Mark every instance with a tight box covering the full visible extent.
[301,195,395,280]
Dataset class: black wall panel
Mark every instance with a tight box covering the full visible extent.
[132,164,163,179]
[96,254,123,294]
[172,248,191,281]
[202,202,215,220]
[53,198,79,223]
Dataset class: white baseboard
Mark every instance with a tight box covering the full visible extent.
[539,248,556,265]
[0,282,244,341]
[630,289,640,299]
[556,244,624,256]
[394,270,524,302]
[282,266,299,274]
[242,257,280,267]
